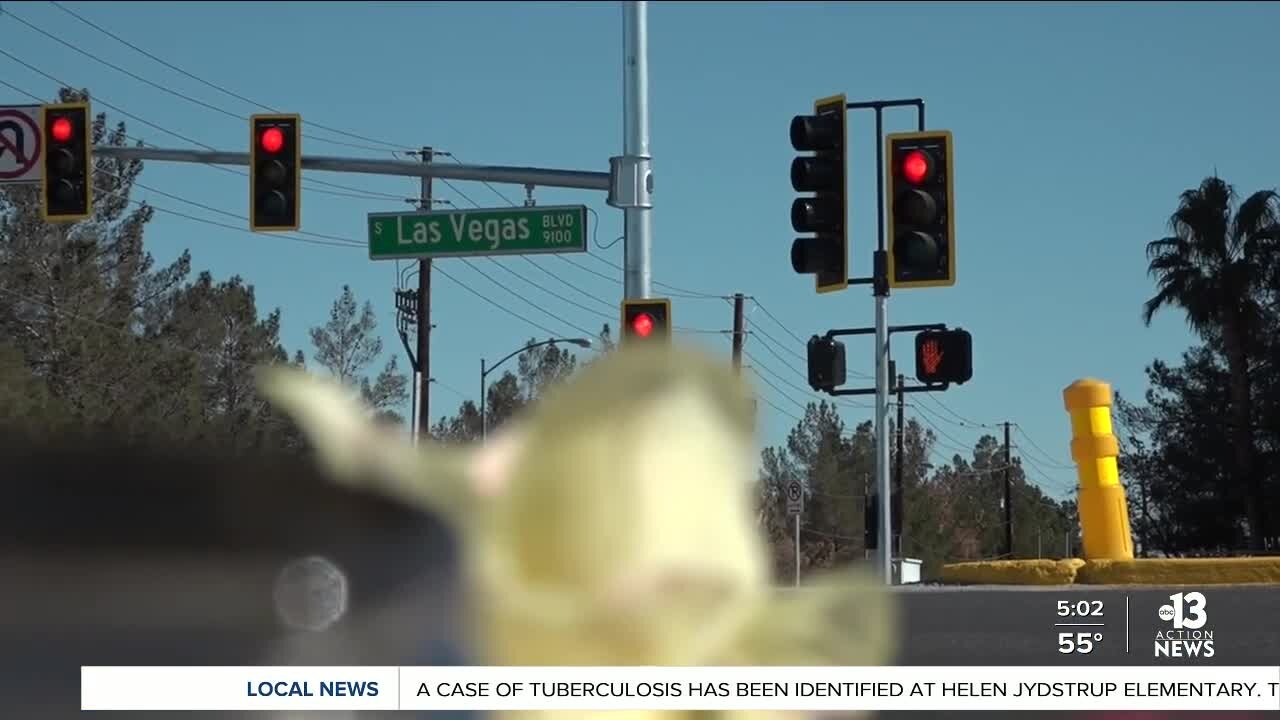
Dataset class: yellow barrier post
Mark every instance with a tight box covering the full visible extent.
[1062,379,1134,560]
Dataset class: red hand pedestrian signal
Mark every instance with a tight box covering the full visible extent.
[914,328,972,385]
[920,339,944,375]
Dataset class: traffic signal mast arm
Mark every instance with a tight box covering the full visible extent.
[808,323,955,396]
[91,145,613,192]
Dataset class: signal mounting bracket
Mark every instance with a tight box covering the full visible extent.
[607,154,653,209]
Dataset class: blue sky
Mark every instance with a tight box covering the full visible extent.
[3,1,1278,501]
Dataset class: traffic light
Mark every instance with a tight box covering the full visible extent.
[250,114,301,231]
[914,328,973,385]
[621,298,671,344]
[806,335,846,392]
[40,102,92,223]
[789,94,848,294]
[886,130,955,288]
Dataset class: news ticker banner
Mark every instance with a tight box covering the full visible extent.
[81,666,1280,712]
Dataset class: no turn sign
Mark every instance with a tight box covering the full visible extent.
[786,480,803,516]
[0,105,43,184]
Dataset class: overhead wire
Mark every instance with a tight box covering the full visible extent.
[16,3,736,340]
[5,16,975,441]
[0,74,613,346]
[1013,424,1076,470]
[2,5,396,153]
[46,0,413,152]
[0,54,409,202]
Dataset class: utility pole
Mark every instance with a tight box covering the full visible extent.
[416,148,433,441]
[1003,421,1014,558]
[621,1,653,300]
[895,372,905,557]
[731,292,745,372]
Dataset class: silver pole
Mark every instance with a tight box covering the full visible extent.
[875,295,893,585]
[622,0,652,299]
[794,514,801,587]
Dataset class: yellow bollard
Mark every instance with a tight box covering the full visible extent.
[1062,379,1134,560]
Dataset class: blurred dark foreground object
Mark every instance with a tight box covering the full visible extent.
[0,437,471,719]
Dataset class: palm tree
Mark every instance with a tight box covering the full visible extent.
[1142,176,1280,552]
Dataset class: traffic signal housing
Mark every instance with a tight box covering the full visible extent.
[790,94,848,294]
[886,130,955,288]
[250,114,301,231]
[621,298,671,344]
[914,328,972,386]
[806,335,846,392]
[40,102,92,223]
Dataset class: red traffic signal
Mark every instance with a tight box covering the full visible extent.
[901,149,932,185]
[260,127,285,154]
[630,312,655,338]
[51,116,73,143]
[40,101,93,223]
[886,130,956,289]
[914,328,972,385]
[621,298,671,344]
[249,114,301,232]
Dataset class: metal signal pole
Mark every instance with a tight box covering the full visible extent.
[620,1,653,300]
[840,98,925,585]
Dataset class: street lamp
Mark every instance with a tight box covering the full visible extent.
[480,337,592,444]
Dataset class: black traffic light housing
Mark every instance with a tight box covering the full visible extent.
[621,298,671,344]
[250,113,301,231]
[40,102,93,223]
[886,130,955,289]
[806,335,846,392]
[790,94,848,294]
[914,328,973,386]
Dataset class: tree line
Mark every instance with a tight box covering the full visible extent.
[3,90,1276,573]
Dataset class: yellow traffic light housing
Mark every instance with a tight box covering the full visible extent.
[40,101,93,223]
[790,94,848,294]
[886,130,955,289]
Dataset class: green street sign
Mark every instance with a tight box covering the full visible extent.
[368,205,588,260]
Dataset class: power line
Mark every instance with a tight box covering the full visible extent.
[1013,424,1076,470]
[47,0,412,152]
[0,59,407,202]
[2,6,394,153]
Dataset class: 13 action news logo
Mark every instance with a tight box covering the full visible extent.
[1155,591,1214,658]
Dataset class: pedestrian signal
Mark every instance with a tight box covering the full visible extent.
[914,328,972,385]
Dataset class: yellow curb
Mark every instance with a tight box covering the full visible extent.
[938,559,1085,585]
[1078,557,1280,585]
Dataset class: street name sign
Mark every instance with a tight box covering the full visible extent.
[0,105,43,184]
[368,205,588,260]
